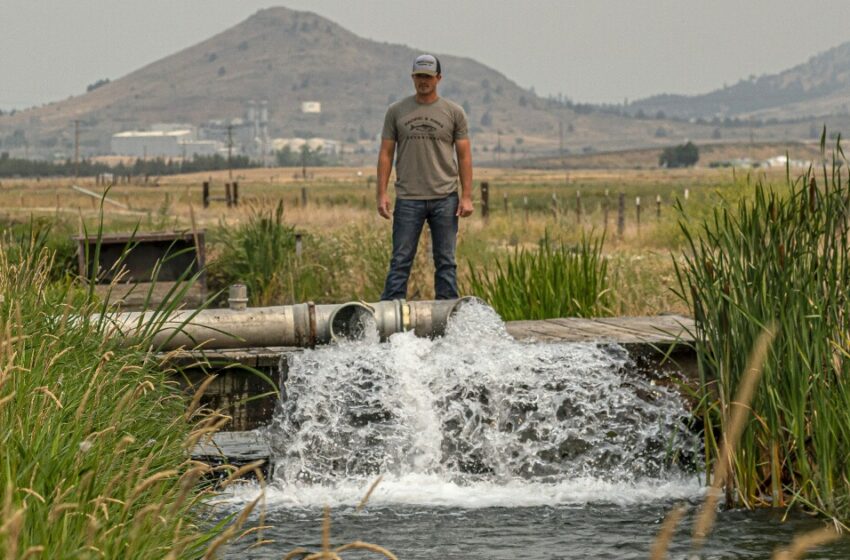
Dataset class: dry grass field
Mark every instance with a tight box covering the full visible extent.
[0,164,794,314]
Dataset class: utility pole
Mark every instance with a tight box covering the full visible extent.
[559,120,564,163]
[227,124,234,182]
[559,120,567,185]
[74,120,80,181]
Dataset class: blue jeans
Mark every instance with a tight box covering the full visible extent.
[381,193,459,300]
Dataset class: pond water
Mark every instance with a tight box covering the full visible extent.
[216,303,848,558]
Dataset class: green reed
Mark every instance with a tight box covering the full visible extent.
[207,200,299,306]
[466,232,610,320]
[0,228,241,558]
[674,138,850,522]
[207,204,395,305]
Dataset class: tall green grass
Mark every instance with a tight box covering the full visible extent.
[0,231,238,557]
[207,201,300,306]
[466,233,610,320]
[208,203,398,304]
[675,139,850,522]
[0,215,76,281]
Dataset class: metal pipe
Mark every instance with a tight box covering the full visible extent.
[106,297,486,350]
[228,284,248,311]
[368,297,484,340]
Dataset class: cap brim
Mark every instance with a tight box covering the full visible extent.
[412,71,437,76]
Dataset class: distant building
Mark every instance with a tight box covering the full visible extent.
[111,130,223,159]
[301,101,321,114]
[150,123,195,133]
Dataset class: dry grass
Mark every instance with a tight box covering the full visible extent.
[0,164,767,315]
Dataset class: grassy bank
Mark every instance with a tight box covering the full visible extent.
[676,143,850,523]
[0,237,232,557]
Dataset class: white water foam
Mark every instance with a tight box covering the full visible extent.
[227,303,702,508]
[225,473,702,509]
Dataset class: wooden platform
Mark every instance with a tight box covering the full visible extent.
[506,315,694,346]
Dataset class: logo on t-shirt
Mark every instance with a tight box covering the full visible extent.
[404,116,445,140]
[410,123,438,133]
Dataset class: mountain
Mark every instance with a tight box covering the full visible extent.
[1,7,845,163]
[629,42,850,120]
[0,7,583,158]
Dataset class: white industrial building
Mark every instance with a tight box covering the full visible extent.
[301,101,321,113]
[111,129,223,159]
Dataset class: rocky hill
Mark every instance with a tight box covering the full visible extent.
[629,42,850,120]
[1,7,846,163]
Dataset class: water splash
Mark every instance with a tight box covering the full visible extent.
[262,302,700,506]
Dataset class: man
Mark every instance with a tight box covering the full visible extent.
[377,54,474,301]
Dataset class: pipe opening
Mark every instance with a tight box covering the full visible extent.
[329,303,377,342]
[448,296,488,319]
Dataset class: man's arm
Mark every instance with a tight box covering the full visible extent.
[376,138,396,219]
[455,138,473,217]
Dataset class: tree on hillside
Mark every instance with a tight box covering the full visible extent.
[659,142,699,168]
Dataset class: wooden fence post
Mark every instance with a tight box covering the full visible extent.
[551,193,558,219]
[635,196,641,234]
[603,189,610,230]
[232,181,239,207]
[202,181,210,208]
[301,187,308,208]
[656,194,661,220]
[225,183,233,208]
[295,233,303,257]
[481,181,490,221]
[575,190,582,223]
[524,196,529,223]
[617,192,625,238]
[503,192,508,214]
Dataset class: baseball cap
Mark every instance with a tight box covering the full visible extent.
[412,54,441,76]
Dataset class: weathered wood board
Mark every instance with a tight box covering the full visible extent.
[505,315,694,345]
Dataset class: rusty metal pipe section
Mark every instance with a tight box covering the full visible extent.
[106,297,484,350]
[368,296,484,340]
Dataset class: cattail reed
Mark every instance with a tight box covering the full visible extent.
[675,138,850,523]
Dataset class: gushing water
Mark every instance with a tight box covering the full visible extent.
[259,303,700,507]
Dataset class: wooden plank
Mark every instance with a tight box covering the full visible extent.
[505,315,694,344]
[192,430,270,462]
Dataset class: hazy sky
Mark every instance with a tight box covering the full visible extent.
[3,0,850,109]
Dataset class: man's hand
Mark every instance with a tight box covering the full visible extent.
[376,138,396,220]
[377,193,392,219]
[457,196,474,218]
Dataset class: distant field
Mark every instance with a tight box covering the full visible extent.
[0,164,796,314]
[519,140,824,169]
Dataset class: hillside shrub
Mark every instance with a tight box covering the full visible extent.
[660,142,699,168]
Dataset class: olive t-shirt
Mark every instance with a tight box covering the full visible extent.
[381,95,469,200]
